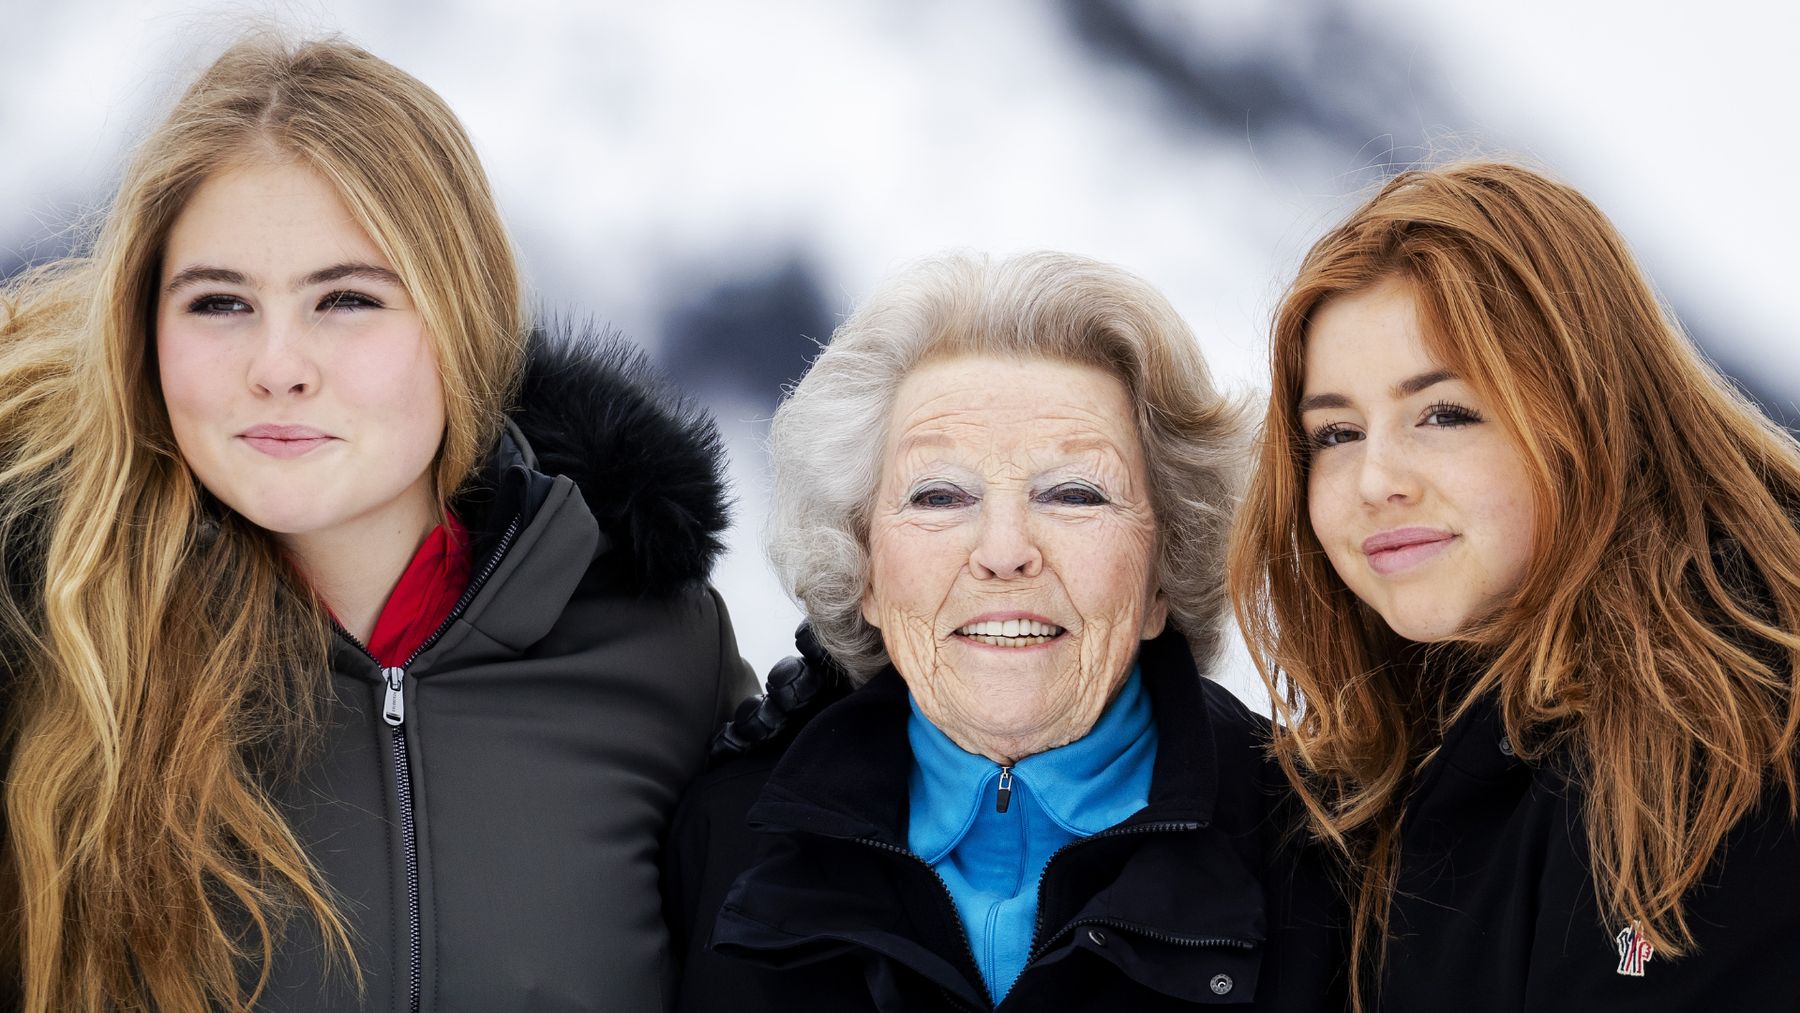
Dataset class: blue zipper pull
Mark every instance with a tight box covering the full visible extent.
[382,667,406,726]
[995,766,1013,813]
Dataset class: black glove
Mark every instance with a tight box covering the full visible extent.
[708,623,853,761]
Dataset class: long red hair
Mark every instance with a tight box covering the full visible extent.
[1228,161,1800,1008]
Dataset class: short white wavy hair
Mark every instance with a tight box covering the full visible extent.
[767,251,1247,682]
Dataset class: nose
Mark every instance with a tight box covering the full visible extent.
[246,319,320,398]
[1357,431,1422,506]
[968,498,1043,579]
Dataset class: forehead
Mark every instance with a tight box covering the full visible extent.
[1300,278,1442,397]
[161,160,387,275]
[888,354,1140,456]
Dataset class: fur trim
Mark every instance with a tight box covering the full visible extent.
[509,322,732,593]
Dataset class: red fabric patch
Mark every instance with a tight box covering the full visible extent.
[366,513,474,668]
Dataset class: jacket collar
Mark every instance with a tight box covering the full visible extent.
[503,323,730,595]
[746,628,1221,847]
[722,630,1266,1007]
[331,326,732,676]
[1402,678,1531,855]
[906,667,1157,862]
[435,321,735,597]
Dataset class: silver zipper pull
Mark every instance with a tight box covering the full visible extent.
[995,766,1013,813]
[382,667,406,726]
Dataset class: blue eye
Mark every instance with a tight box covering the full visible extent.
[319,290,383,311]
[1039,483,1108,506]
[909,485,971,509]
[187,294,250,315]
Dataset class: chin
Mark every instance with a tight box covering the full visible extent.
[1377,606,1471,644]
[217,492,342,538]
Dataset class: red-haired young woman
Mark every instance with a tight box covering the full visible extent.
[1231,161,1800,1011]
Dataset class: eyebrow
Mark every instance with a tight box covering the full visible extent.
[895,433,1124,459]
[1297,368,1460,413]
[896,432,955,456]
[163,266,249,294]
[1057,436,1124,457]
[162,262,404,295]
[300,262,405,289]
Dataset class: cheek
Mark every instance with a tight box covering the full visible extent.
[155,317,228,440]
[864,520,959,624]
[1461,443,1539,592]
[397,367,448,453]
[1304,466,1369,595]
[1305,467,1347,551]
[1480,484,1537,592]
[1055,517,1158,619]
[341,326,446,456]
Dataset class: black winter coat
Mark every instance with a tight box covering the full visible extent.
[252,330,758,1011]
[665,630,1347,1012]
[1381,690,1800,1012]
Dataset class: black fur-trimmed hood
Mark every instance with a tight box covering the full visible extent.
[503,322,732,594]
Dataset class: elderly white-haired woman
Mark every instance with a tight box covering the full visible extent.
[665,252,1344,1012]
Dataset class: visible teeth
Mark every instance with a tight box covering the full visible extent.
[965,634,1057,647]
[955,619,1064,640]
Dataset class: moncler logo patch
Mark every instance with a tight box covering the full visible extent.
[1615,923,1654,977]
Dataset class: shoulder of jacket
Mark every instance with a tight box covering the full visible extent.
[508,322,731,594]
[1196,676,1273,752]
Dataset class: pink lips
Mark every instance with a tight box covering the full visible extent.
[1361,526,1456,575]
[239,424,336,459]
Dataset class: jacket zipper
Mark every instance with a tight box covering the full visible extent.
[851,837,988,1012]
[1052,917,1257,952]
[332,512,523,1013]
[1024,820,1209,965]
[383,674,424,1013]
[852,819,1236,1008]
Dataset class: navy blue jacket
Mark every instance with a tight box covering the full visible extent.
[665,630,1347,1011]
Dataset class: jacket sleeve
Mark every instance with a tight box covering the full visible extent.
[662,586,755,999]
[1521,790,1800,1011]
[660,753,783,1012]
[705,585,759,729]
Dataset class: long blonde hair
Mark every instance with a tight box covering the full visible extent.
[1228,161,1800,1008]
[0,37,525,1011]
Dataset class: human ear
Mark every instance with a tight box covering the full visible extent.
[1140,589,1168,639]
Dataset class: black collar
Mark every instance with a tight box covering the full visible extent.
[746,628,1220,847]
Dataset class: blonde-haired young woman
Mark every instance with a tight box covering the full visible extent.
[0,37,753,1012]
[1230,160,1800,1011]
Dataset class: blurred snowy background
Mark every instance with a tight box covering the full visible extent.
[5,1,1793,709]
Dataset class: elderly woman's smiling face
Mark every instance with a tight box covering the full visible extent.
[862,354,1166,763]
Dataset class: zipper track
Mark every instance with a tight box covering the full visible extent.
[852,837,988,1011]
[1024,820,1205,964]
[390,723,423,1009]
[1054,917,1256,951]
[329,512,523,1013]
[399,514,522,670]
[850,819,1239,1008]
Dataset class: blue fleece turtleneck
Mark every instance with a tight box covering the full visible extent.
[906,668,1158,1003]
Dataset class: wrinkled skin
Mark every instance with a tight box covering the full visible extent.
[861,355,1166,763]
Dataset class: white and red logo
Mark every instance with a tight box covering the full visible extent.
[1615,923,1654,977]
